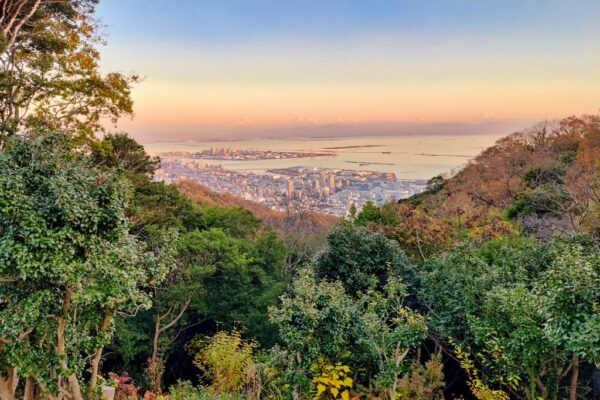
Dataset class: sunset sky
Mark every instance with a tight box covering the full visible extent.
[97,0,600,140]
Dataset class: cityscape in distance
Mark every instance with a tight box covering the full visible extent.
[145,134,503,216]
[155,147,428,216]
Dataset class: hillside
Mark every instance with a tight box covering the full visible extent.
[356,114,600,259]
[174,179,337,234]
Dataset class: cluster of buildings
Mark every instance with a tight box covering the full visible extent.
[159,147,331,161]
[155,154,427,216]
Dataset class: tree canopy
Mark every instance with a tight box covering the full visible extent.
[1,0,136,141]
[0,132,173,400]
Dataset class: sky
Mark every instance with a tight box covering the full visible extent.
[96,0,600,141]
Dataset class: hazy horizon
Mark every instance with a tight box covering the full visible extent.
[133,119,532,143]
[97,0,600,141]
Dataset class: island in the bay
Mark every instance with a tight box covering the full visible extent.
[159,147,333,161]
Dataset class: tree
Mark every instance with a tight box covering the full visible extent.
[1,1,96,55]
[424,175,445,194]
[91,133,160,178]
[189,227,287,347]
[355,201,400,227]
[1,0,137,140]
[422,236,600,400]
[104,179,208,389]
[313,224,416,297]
[420,236,541,340]
[144,236,209,394]
[94,136,288,387]
[270,270,430,399]
[0,133,173,400]
[536,240,600,400]
[467,286,563,399]
[356,277,428,399]
[268,270,359,396]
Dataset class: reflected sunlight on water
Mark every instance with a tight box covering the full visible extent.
[143,134,504,179]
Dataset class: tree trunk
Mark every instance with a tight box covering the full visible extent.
[147,319,163,393]
[151,319,160,366]
[57,288,83,400]
[23,378,33,400]
[389,348,410,400]
[0,367,18,400]
[534,377,548,399]
[569,356,579,400]
[35,378,57,400]
[147,297,191,393]
[89,311,113,394]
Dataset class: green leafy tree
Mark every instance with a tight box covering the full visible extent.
[0,133,173,400]
[467,286,561,399]
[270,271,429,399]
[91,136,287,387]
[357,278,428,399]
[269,270,358,395]
[313,224,415,296]
[355,202,400,227]
[190,228,287,346]
[106,177,286,387]
[422,236,600,400]
[91,133,160,178]
[536,241,600,400]
[200,206,262,240]
[420,236,541,339]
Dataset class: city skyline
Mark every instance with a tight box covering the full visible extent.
[97,1,600,141]
[156,153,428,216]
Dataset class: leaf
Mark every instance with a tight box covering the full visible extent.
[317,384,326,395]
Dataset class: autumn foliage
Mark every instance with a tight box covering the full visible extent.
[358,114,600,260]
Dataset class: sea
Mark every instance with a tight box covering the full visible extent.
[142,133,504,180]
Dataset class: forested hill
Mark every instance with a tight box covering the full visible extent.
[174,179,337,234]
[355,114,600,260]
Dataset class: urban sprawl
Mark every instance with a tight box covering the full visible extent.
[155,149,427,216]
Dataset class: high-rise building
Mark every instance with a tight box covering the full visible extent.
[287,178,295,195]
[319,173,326,188]
[328,174,336,190]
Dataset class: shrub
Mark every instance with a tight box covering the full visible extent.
[395,356,445,400]
[187,330,257,394]
[168,381,245,400]
[109,372,140,400]
[311,358,353,400]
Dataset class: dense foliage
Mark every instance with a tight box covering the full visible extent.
[90,134,289,391]
[2,3,600,399]
[0,133,173,400]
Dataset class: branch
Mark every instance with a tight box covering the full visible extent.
[158,296,191,334]
[169,318,210,346]
[0,326,34,345]
[4,0,42,52]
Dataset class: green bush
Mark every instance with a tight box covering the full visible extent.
[168,381,245,400]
